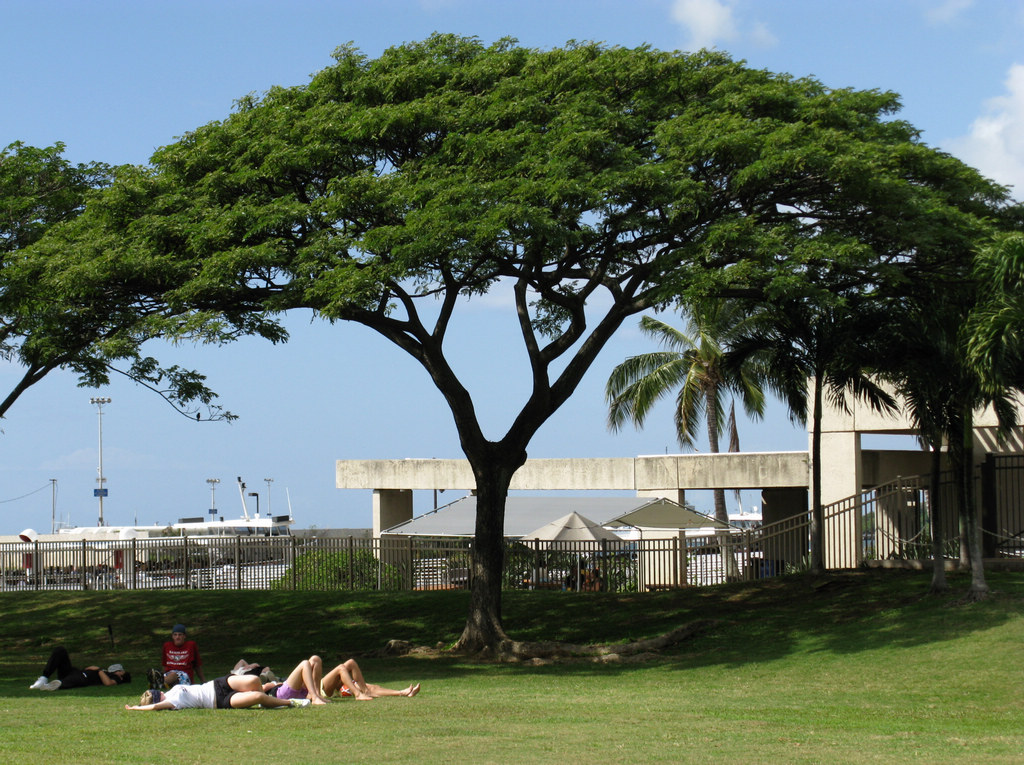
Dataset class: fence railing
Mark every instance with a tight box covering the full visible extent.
[0,530,799,593]
[825,454,1024,568]
[4,456,1020,594]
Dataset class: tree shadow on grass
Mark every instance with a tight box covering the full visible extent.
[1,569,1020,685]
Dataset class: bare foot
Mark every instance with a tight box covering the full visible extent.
[403,683,421,697]
[312,697,329,705]
[355,692,374,701]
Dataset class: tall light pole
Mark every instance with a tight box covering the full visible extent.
[50,478,57,534]
[264,478,273,517]
[89,397,111,526]
[206,478,220,518]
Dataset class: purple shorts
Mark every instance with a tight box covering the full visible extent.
[275,682,307,701]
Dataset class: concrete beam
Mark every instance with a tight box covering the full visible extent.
[636,452,809,490]
[337,452,809,492]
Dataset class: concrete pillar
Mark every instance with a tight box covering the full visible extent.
[372,489,413,537]
[817,429,862,507]
[817,430,862,568]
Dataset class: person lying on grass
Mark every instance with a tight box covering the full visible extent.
[237,654,420,703]
[125,674,309,710]
[30,646,130,691]
[320,656,420,700]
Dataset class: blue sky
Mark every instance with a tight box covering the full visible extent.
[1,0,1022,532]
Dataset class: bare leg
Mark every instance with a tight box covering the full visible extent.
[162,671,181,688]
[366,681,420,697]
[305,659,321,700]
[283,658,329,704]
[229,690,293,709]
[324,658,417,698]
[345,658,418,697]
[321,660,373,701]
[227,674,263,693]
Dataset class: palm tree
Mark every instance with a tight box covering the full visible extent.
[725,297,898,575]
[605,300,767,579]
[968,232,1024,385]
[875,296,964,594]
[880,244,1023,601]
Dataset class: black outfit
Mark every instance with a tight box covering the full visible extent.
[41,646,129,690]
[212,676,238,708]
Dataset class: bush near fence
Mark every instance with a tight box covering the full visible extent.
[273,548,403,591]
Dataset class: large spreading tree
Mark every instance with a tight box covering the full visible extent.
[94,35,1009,651]
[0,142,260,423]
[0,141,115,416]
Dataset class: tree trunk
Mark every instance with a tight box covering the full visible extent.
[455,450,524,653]
[959,412,989,601]
[809,377,825,575]
[928,444,948,594]
[706,387,739,580]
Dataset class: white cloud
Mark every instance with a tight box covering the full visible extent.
[669,0,775,51]
[417,0,460,10]
[922,0,975,25]
[41,446,172,471]
[948,63,1024,197]
[40,448,97,471]
[749,20,778,49]
[670,0,739,50]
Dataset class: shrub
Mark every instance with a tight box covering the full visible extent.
[272,548,402,590]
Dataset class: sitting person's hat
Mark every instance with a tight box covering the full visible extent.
[172,623,187,634]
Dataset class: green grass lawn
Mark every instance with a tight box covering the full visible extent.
[1,569,1023,763]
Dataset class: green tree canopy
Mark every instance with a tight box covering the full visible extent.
[0,143,276,420]
[0,141,110,253]
[969,232,1024,388]
[90,35,1011,651]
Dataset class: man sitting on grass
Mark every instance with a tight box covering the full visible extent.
[162,623,204,683]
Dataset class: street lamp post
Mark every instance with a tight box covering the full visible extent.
[264,478,273,516]
[89,397,111,526]
[206,478,221,518]
[50,478,57,534]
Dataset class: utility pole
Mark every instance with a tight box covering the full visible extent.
[89,397,111,526]
[50,478,57,533]
[207,478,221,518]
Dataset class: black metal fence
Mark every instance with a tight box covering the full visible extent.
[841,453,1024,566]
[3,455,1020,593]
[0,530,801,593]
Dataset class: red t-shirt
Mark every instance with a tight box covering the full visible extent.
[162,640,201,681]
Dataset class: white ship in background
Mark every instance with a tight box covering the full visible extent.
[17,477,293,543]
